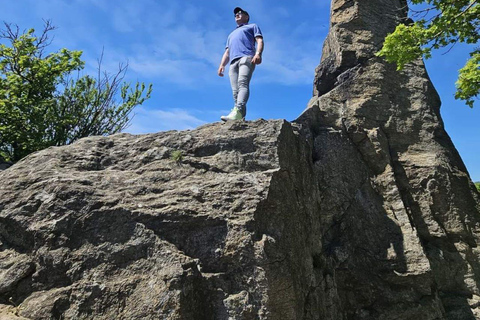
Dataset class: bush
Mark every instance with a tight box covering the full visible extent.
[0,21,152,162]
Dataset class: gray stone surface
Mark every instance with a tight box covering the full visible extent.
[0,120,324,319]
[1,0,480,319]
[296,0,480,318]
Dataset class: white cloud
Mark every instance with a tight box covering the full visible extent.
[2,0,327,88]
[128,56,215,85]
[254,27,324,85]
[124,107,207,134]
[77,1,326,87]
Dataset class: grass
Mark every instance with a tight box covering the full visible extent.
[170,150,183,164]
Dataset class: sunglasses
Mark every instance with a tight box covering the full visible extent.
[235,11,245,16]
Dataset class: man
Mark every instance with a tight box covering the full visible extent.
[218,7,264,121]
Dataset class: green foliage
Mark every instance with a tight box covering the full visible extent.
[476,182,480,192]
[170,150,183,164]
[377,0,479,107]
[456,50,480,108]
[377,24,431,69]
[0,21,152,162]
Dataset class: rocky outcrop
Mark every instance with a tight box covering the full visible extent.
[296,0,480,318]
[0,120,325,319]
[1,0,480,319]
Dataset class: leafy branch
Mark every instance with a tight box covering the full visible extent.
[377,0,479,108]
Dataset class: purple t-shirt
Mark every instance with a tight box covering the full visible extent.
[226,23,263,62]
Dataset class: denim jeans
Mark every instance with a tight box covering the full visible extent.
[229,56,255,118]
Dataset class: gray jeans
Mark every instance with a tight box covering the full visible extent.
[229,56,255,118]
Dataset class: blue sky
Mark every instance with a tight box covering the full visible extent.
[2,1,479,181]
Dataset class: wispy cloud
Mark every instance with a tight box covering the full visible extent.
[125,107,207,134]
[128,57,213,85]
[2,0,327,88]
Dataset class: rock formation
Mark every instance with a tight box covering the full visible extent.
[1,0,480,319]
[296,0,480,318]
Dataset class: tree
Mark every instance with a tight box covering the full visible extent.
[377,0,479,108]
[0,21,152,162]
[476,182,480,192]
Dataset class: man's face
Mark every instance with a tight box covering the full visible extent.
[235,11,249,25]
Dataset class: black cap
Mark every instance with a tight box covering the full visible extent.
[234,7,249,16]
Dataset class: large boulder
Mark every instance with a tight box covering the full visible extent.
[0,120,325,319]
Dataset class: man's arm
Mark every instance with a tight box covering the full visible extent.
[218,48,230,77]
[252,36,263,65]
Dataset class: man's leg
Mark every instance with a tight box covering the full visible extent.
[235,56,255,118]
[221,59,243,121]
[229,59,240,108]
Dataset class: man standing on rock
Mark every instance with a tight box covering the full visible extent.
[218,7,264,121]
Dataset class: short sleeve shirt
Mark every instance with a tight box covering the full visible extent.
[226,23,262,62]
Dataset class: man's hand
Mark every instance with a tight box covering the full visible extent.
[218,49,229,77]
[252,53,262,65]
[218,66,225,77]
[253,36,263,65]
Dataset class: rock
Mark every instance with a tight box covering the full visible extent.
[1,0,480,319]
[0,120,324,319]
[0,252,35,295]
[0,304,29,320]
[296,0,480,318]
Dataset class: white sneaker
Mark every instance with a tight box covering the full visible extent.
[220,107,243,121]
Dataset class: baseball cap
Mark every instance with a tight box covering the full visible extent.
[234,7,249,16]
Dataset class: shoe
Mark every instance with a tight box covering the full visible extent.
[221,107,243,121]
